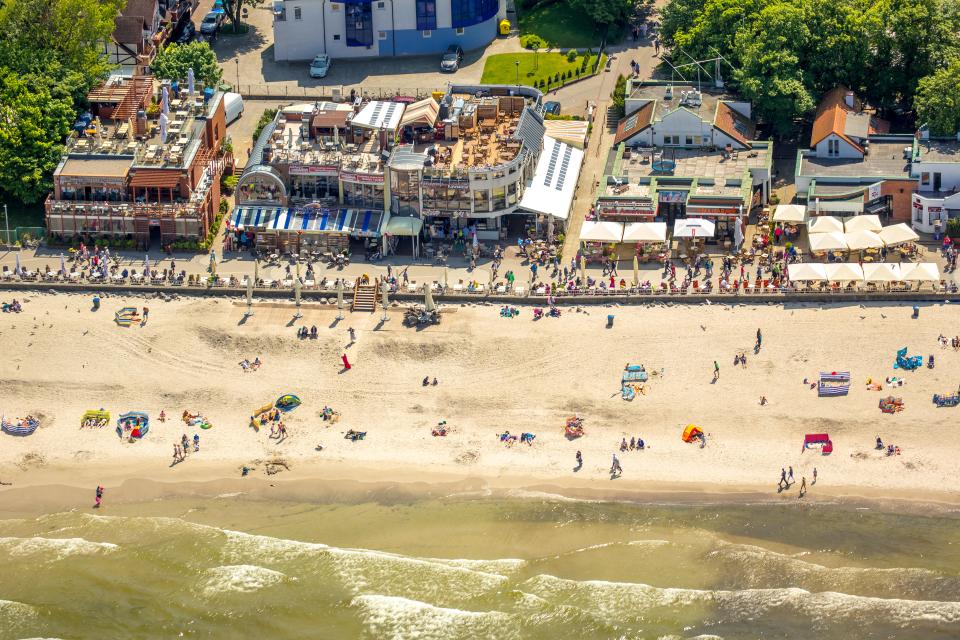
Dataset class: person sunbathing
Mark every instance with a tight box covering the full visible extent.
[620,438,628,452]
[423,376,430,386]
[252,357,261,369]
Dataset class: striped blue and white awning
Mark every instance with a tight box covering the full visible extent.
[230,206,386,236]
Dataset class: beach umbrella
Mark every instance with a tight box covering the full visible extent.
[162,86,169,116]
[246,273,253,307]
[632,255,639,286]
[733,216,744,249]
[144,254,150,277]
[787,263,827,282]
[899,262,940,282]
[772,204,807,224]
[254,259,259,287]
[844,214,882,233]
[673,218,715,238]
[844,230,883,251]
[824,262,864,282]
[424,284,436,313]
[159,112,169,144]
[808,232,847,252]
[14,253,21,276]
[863,263,901,283]
[295,260,301,282]
[59,253,66,276]
[187,68,195,96]
[336,279,345,319]
[210,253,217,277]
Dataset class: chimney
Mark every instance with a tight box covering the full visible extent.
[844,92,855,109]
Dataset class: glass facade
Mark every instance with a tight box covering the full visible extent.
[345,0,373,47]
[290,175,339,201]
[416,0,437,30]
[450,0,498,28]
[342,180,384,209]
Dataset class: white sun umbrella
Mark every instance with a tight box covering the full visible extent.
[336,279,345,319]
[14,253,22,276]
[246,273,253,307]
[633,255,639,286]
[844,214,882,233]
[159,112,169,144]
[161,86,169,116]
[143,254,150,277]
[59,253,66,276]
[787,263,827,281]
[844,230,884,251]
[622,222,666,243]
[899,262,940,281]
[824,262,864,282]
[863,262,902,282]
[772,204,807,224]
[733,216,744,250]
[807,216,843,234]
[673,218,715,238]
[254,259,259,287]
[187,67,195,97]
[424,283,436,313]
[808,232,848,252]
[878,223,920,247]
[579,220,624,242]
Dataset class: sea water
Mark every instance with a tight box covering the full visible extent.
[0,493,959,639]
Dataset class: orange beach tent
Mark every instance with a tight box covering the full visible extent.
[682,424,704,442]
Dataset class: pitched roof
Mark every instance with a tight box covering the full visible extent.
[113,15,146,44]
[810,86,890,152]
[614,101,655,145]
[311,110,350,129]
[713,102,755,148]
[120,0,158,20]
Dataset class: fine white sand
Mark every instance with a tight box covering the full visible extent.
[1,293,959,505]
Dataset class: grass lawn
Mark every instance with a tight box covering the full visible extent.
[481,52,604,89]
[518,2,607,49]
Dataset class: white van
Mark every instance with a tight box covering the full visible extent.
[223,92,244,125]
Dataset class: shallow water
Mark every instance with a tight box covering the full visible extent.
[1,493,959,639]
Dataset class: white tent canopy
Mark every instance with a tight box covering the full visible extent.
[899,262,940,281]
[622,221,667,243]
[673,218,715,238]
[579,220,624,242]
[519,136,584,221]
[773,204,807,224]
[824,262,864,281]
[808,216,844,234]
[879,223,920,247]
[844,214,882,233]
[383,216,423,236]
[808,231,848,252]
[863,262,902,282]
[787,263,827,281]
[844,230,884,250]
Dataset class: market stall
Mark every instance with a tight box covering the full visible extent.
[622,222,667,262]
[579,221,624,263]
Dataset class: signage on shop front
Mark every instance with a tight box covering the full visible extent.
[685,206,741,216]
[658,191,687,203]
[867,182,883,201]
[289,164,339,176]
[59,176,127,187]
[340,171,384,184]
[928,206,943,214]
[423,209,470,218]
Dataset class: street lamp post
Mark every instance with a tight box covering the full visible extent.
[235,58,240,92]
[515,60,520,91]
[2,204,8,248]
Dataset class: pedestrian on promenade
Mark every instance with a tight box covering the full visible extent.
[788,466,794,484]
[779,468,787,489]
[813,467,818,484]
[575,450,583,471]
[713,361,720,381]
[756,328,762,351]
[799,476,807,498]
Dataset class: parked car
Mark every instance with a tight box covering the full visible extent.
[440,45,464,72]
[174,20,195,45]
[543,101,561,116]
[309,54,331,78]
[200,11,221,35]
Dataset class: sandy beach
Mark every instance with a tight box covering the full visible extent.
[1,292,959,508]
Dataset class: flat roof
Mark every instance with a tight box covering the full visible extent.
[627,82,733,123]
[59,158,131,178]
[798,142,911,177]
[352,101,405,131]
[622,146,768,181]
[916,140,960,163]
[519,135,584,220]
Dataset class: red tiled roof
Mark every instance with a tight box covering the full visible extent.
[713,102,755,148]
[810,86,889,152]
[614,102,655,145]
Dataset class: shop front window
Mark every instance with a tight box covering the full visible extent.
[473,188,490,212]
[343,181,385,209]
[491,185,506,211]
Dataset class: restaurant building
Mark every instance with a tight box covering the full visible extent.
[231,84,567,254]
[45,75,232,247]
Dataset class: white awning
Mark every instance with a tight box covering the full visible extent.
[844,230,884,250]
[382,216,423,236]
[519,135,584,221]
[878,223,920,247]
[824,262,864,281]
[899,262,940,281]
[787,263,827,281]
[622,221,667,243]
[863,262,901,282]
[844,214,882,233]
[807,216,844,234]
[673,218,715,238]
[808,231,847,251]
[773,204,807,224]
[352,101,406,131]
[579,220,624,242]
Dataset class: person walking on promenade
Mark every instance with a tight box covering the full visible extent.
[713,361,720,381]
[779,468,787,490]
[788,466,794,484]
[575,450,583,471]
[756,328,762,352]
[799,476,807,498]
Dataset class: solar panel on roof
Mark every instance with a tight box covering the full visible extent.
[543,140,561,186]
[556,146,573,190]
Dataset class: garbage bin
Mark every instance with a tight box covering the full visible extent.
[912,305,919,319]
[92,296,101,311]
[607,314,614,327]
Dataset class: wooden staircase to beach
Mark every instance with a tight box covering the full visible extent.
[352,281,378,313]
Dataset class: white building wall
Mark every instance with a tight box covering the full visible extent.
[712,129,742,150]
[274,0,326,61]
[814,133,862,159]
[650,109,713,146]
[911,161,960,192]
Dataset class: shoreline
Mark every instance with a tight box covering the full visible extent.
[3,459,960,520]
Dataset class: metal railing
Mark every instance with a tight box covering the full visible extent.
[234,84,442,101]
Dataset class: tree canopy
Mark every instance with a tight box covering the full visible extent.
[659,0,960,135]
[567,0,632,26]
[0,0,123,203]
[152,42,223,87]
[914,59,960,137]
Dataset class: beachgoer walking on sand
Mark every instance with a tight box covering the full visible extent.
[173,444,179,463]
[611,454,622,476]
[779,468,787,489]
[813,467,818,484]
[94,485,103,508]
[576,450,582,469]
[713,361,720,381]
[756,328,762,351]
[760,396,768,406]
[788,466,794,484]
[348,327,356,345]
[799,476,807,497]
[142,306,149,324]
[193,434,200,452]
